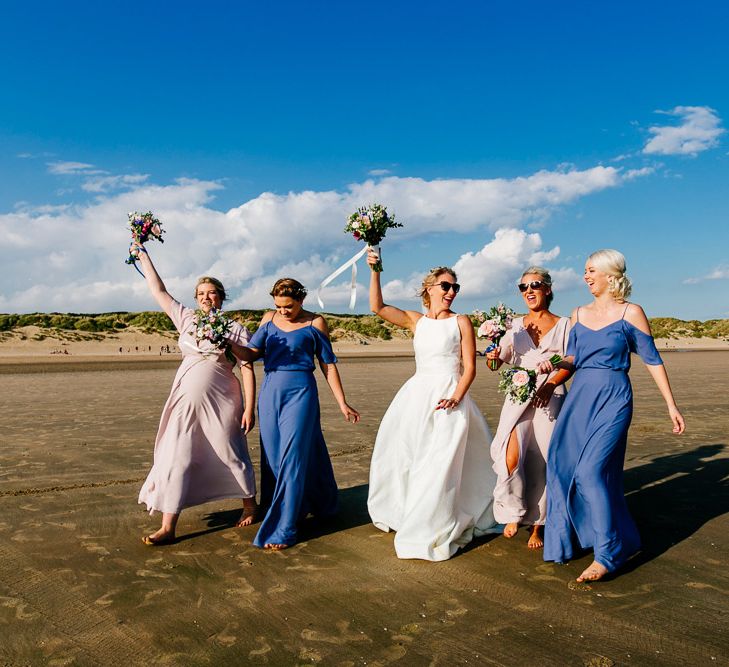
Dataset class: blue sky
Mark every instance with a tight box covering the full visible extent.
[1,1,727,318]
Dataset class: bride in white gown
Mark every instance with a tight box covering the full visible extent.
[366,249,497,560]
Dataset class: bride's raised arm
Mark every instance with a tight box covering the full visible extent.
[368,248,421,332]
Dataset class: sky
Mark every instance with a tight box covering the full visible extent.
[1,1,727,319]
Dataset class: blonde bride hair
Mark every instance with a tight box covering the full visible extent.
[418,266,457,308]
[587,249,632,301]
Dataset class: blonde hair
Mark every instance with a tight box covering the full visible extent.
[418,266,457,308]
[587,249,632,301]
[270,277,307,302]
[521,266,554,307]
[194,276,226,303]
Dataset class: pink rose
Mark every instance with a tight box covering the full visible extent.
[512,370,530,387]
[478,320,499,339]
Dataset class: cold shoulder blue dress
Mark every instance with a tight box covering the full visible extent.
[248,318,339,548]
[544,310,663,571]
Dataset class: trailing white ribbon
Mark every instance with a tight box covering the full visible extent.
[317,244,379,311]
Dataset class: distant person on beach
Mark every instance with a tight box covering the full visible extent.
[130,241,257,546]
[485,267,572,549]
[228,278,359,550]
[541,249,685,582]
[366,249,497,560]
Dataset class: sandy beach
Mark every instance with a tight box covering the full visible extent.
[0,339,727,666]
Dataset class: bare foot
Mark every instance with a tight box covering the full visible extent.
[576,561,609,582]
[527,525,543,549]
[503,522,519,539]
[236,503,258,527]
[142,529,175,546]
[264,543,289,551]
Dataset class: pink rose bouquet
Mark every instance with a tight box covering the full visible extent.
[126,211,164,268]
[498,366,537,403]
[474,303,516,370]
[498,354,564,404]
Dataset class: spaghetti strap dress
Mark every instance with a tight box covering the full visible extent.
[367,315,497,561]
[544,309,663,571]
[248,318,339,548]
[138,299,256,514]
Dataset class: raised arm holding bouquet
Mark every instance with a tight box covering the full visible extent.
[344,204,401,271]
[317,203,402,310]
[125,211,164,275]
[131,240,257,546]
[365,248,497,560]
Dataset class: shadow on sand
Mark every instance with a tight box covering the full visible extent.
[191,484,372,545]
[622,443,729,573]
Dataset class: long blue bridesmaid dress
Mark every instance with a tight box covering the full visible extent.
[544,308,663,571]
[248,318,339,548]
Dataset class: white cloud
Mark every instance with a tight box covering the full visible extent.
[643,106,725,156]
[452,228,581,298]
[47,161,104,175]
[0,163,645,313]
[684,265,729,284]
[81,173,150,193]
[367,168,392,176]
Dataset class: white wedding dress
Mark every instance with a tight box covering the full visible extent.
[367,315,497,561]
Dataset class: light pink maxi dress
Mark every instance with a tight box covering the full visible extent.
[138,299,256,514]
[490,316,571,526]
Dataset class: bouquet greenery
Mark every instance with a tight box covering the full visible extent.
[474,303,516,370]
[191,308,236,363]
[498,354,563,404]
[344,204,401,272]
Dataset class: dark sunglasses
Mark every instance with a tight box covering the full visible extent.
[438,281,461,294]
[518,280,546,292]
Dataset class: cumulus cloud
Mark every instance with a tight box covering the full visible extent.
[684,265,729,284]
[643,106,724,156]
[377,229,582,305]
[0,163,643,313]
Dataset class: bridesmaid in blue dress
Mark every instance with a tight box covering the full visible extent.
[230,278,360,550]
[539,249,685,582]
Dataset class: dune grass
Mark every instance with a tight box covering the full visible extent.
[1,312,727,342]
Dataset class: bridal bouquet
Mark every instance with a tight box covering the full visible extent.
[498,366,537,404]
[475,303,516,370]
[125,211,164,266]
[498,354,564,404]
[344,204,402,272]
[191,308,236,363]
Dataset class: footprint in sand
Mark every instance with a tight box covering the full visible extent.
[248,635,272,661]
[210,621,239,647]
[301,619,371,644]
[0,595,40,621]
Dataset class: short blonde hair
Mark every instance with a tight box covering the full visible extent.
[194,276,226,303]
[521,266,554,307]
[270,278,307,302]
[587,249,632,301]
[418,266,457,308]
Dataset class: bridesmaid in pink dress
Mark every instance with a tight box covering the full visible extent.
[132,242,257,546]
[486,266,572,549]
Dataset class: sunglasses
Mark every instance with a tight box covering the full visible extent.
[518,280,546,292]
[437,281,461,294]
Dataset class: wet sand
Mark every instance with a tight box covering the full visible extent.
[0,351,727,666]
